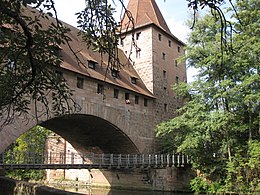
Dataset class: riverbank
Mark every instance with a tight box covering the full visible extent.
[0,176,84,195]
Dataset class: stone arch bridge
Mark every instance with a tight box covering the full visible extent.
[0,68,158,155]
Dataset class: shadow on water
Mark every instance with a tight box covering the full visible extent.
[59,186,192,195]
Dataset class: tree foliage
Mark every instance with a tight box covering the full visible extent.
[156,0,260,193]
[0,0,76,126]
[4,126,51,181]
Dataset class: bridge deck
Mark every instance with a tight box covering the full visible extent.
[0,152,191,170]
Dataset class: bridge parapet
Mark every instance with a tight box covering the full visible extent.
[0,151,191,170]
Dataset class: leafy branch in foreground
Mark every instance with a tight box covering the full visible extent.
[0,0,77,126]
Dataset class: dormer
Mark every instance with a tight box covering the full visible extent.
[130,76,138,84]
[88,60,97,69]
[111,69,119,78]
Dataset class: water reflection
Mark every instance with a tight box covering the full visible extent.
[58,186,190,195]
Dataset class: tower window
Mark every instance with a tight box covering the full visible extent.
[120,38,124,46]
[144,98,148,107]
[136,48,141,58]
[77,77,84,89]
[97,84,104,94]
[177,46,181,53]
[163,70,167,79]
[135,95,139,104]
[125,92,130,104]
[175,60,178,67]
[136,32,141,40]
[164,87,167,94]
[114,89,119,99]
[158,33,162,41]
[162,52,166,60]
[164,104,168,112]
[176,76,179,84]
[168,40,172,47]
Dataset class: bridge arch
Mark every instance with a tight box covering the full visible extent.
[41,114,139,154]
[0,95,157,154]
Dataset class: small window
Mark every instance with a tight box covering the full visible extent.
[158,33,162,41]
[114,89,119,99]
[164,87,167,94]
[88,60,96,69]
[125,92,130,104]
[111,69,119,78]
[55,70,63,81]
[175,60,178,67]
[97,83,104,94]
[177,46,181,53]
[164,104,168,112]
[168,40,172,47]
[120,38,124,46]
[162,52,166,60]
[131,77,137,84]
[176,76,179,84]
[53,47,62,57]
[77,77,84,89]
[163,70,167,79]
[144,98,148,107]
[136,32,141,40]
[135,95,139,104]
[136,48,141,58]
[49,43,62,57]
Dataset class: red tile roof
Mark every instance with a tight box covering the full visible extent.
[60,23,154,98]
[21,7,155,98]
[121,0,171,33]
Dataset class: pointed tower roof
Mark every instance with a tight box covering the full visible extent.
[121,0,171,33]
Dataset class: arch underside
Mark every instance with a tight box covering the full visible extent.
[41,114,139,154]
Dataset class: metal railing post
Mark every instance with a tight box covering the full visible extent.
[141,154,145,168]
[117,154,121,168]
[134,154,137,168]
[160,154,164,168]
[172,154,175,167]
[101,153,104,168]
[167,154,170,167]
[177,154,180,167]
[110,154,113,168]
[155,154,158,168]
[126,154,130,168]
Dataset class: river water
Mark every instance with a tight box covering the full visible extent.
[56,186,191,195]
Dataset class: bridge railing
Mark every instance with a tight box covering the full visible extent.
[0,151,191,170]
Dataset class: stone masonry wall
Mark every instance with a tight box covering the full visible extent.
[120,26,187,126]
[0,67,157,154]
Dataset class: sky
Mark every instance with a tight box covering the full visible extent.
[53,0,197,82]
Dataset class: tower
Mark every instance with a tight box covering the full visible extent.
[120,0,186,122]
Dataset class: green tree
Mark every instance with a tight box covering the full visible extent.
[4,126,51,181]
[156,0,259,193]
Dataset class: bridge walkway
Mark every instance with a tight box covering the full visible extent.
[0,152,191,170]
